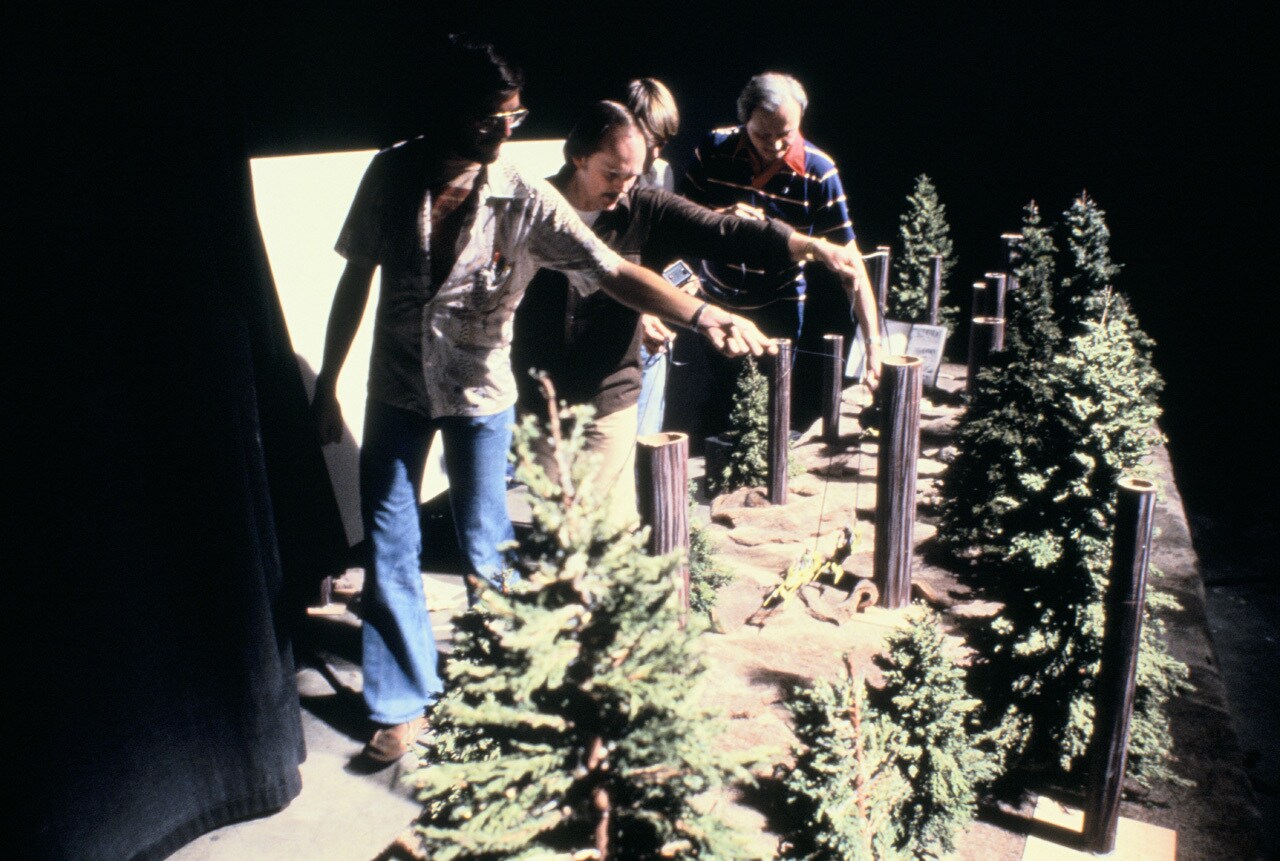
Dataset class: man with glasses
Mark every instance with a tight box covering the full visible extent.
[681,72,882,438]
[312,38,774,764]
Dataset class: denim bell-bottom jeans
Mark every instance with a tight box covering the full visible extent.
[358,401,515,725]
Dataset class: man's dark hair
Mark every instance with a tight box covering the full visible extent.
[564,100,644,163]
[433,35,525,116]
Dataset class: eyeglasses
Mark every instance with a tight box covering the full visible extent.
[475,107,529,132]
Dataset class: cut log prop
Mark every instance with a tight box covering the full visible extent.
[870,245,892,314]
[746,526,877,626]
[821,333,844,443]
[966,316,1005,395]
[1000,232,1022,290]
[873,355,922,609]
[767,339,792,505]
[928,254,943,326]
[970,281,988,323]
[637,432,691,614]
[1082,477,1158,854]
[983,271,1008,318]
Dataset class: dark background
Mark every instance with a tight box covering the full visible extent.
[15,2,1273,575]
[12,3,1274,853]
[233,1,1276,559]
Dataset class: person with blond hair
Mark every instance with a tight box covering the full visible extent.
[626,77,683,435]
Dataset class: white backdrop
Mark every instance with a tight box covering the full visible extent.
[250,139,567,545]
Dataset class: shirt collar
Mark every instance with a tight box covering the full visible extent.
[734,127,807,178]
[478,156,528,202]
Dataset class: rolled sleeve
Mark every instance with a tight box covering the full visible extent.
[335,150,390,267]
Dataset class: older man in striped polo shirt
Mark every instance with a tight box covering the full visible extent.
[682,72,881,435]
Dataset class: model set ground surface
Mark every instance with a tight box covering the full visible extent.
[311,186,1265,860]
[347,367,1259,860]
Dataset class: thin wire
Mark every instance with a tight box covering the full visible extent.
[585,344,867,563]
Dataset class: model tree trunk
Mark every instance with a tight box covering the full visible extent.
[928,255,943,326]
[637,431,691,613]
[874,355,922,608]
[767,340,792,504]
[966,317,1005,394]
[1082,477,1158,854]
[970,281,988,323]
[874,245,892,314]
[984,272,1008,318]
[1001,232,1022,290]
[821,333,844,443]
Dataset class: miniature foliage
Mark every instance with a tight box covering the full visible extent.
[708,358,769,496]
[410,405,755,860]
[870,610,1007,857]
[783,670,910,861]
[938,197,1188,787]
[889,175,958,330]
[688,485,733,616]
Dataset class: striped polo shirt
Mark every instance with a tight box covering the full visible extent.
[683,125,856,309]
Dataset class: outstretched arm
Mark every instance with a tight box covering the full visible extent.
[600,261,777,358]
[790,234,884,388]
[313,260,376,444]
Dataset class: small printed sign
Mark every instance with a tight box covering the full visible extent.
[846,320,948,386]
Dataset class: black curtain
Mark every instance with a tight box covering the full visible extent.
[15,8,346,858]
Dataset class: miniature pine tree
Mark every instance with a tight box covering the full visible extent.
[889,174,958,329]
[708,358,769,496]
[783,668,910,861]
[688,485,733,616]
[966,308,1163,775]
[869,610,1004,857]
[410,403,755,860]
[938,201,1062,556]
[1002,202,1061,364]
[939,199,1188,786]
[1057,193,1162,406]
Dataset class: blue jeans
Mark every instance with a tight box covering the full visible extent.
[358,401,515,725]
[636,344,669,437]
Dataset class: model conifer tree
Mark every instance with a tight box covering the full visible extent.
[889,174,957,329]
[688,488,733,616]
[708,358,769,496]
[938,199,1187,786]
[409,404,754,860]
[938,202,1061,555]
[782,668,909,861]
[1057,193,1162,406]
[869,610,1005,857]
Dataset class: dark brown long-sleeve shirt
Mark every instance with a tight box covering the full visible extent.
[512,168,793,418]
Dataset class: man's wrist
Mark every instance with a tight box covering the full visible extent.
[687,301,711,332]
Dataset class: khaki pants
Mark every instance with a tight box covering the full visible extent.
[533,404,639,529]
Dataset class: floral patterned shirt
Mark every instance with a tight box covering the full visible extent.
[336,139,624,418]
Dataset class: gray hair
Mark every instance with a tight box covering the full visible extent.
[736,72,808,124]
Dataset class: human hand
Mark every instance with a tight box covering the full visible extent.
[809,238,863,279]
[697,306,778,358]
[718,202,766,221]
[641,314,677,353]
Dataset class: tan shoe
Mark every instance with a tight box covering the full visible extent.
[363,714,429,764]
